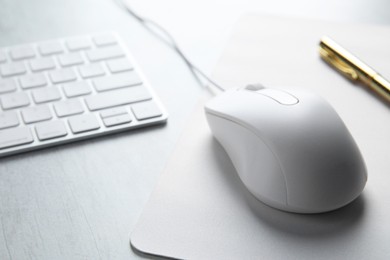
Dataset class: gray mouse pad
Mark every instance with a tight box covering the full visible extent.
[130,92,370,259]
[130,14,390,259]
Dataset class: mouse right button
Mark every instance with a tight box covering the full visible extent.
[257,89,299,105]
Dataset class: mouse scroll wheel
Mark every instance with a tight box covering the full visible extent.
[257,89,299,105]
[245,84,265,91]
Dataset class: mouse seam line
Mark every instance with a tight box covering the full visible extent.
[206,111,290,206]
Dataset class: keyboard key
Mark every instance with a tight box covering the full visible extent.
[19,73,47,89]
[10,46,35,60]
[39,41,63,55]
[68,114,100,134]
[132,101,162,120]
[62,81,92,98]
[49,68,77,84]
[54,99,84,117]
[30,57,56,71]
[107,58,133,73]
[1,92,30,109]
[93,34,117,46]
[85,86,152,111]
[86,45,124,62]
[0,79,17,93]
[66,37,91,51]
[93,71,142,92]
[0,62,26,77]
[32,87,61,103]
[58,53,84,67]
[100,107,132,127]
[21,105,52,124]
[0,111,19,129]
[79,64,105,78]
[0,51,6,63]
[35,120,67,141]
[100,107,127,118]
[0,126,34,149]
[103,113,132,127]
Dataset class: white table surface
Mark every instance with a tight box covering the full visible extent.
[0,0,389,259]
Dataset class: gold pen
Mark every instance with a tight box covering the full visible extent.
[319,36,390,103]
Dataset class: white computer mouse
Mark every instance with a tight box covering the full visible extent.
[205,85,367,213]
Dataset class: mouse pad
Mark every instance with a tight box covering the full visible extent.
[131,14,390,259]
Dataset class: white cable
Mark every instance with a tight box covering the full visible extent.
[117,0,226,92]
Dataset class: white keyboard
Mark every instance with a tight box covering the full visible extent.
[0,33,167,157]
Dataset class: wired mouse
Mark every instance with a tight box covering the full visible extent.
[205,85,367,213]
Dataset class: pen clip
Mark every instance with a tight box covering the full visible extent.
[319,45,359,81]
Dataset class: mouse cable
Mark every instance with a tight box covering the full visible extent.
[116,0,226,92]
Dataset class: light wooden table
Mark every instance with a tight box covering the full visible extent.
[0,0,389,259]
